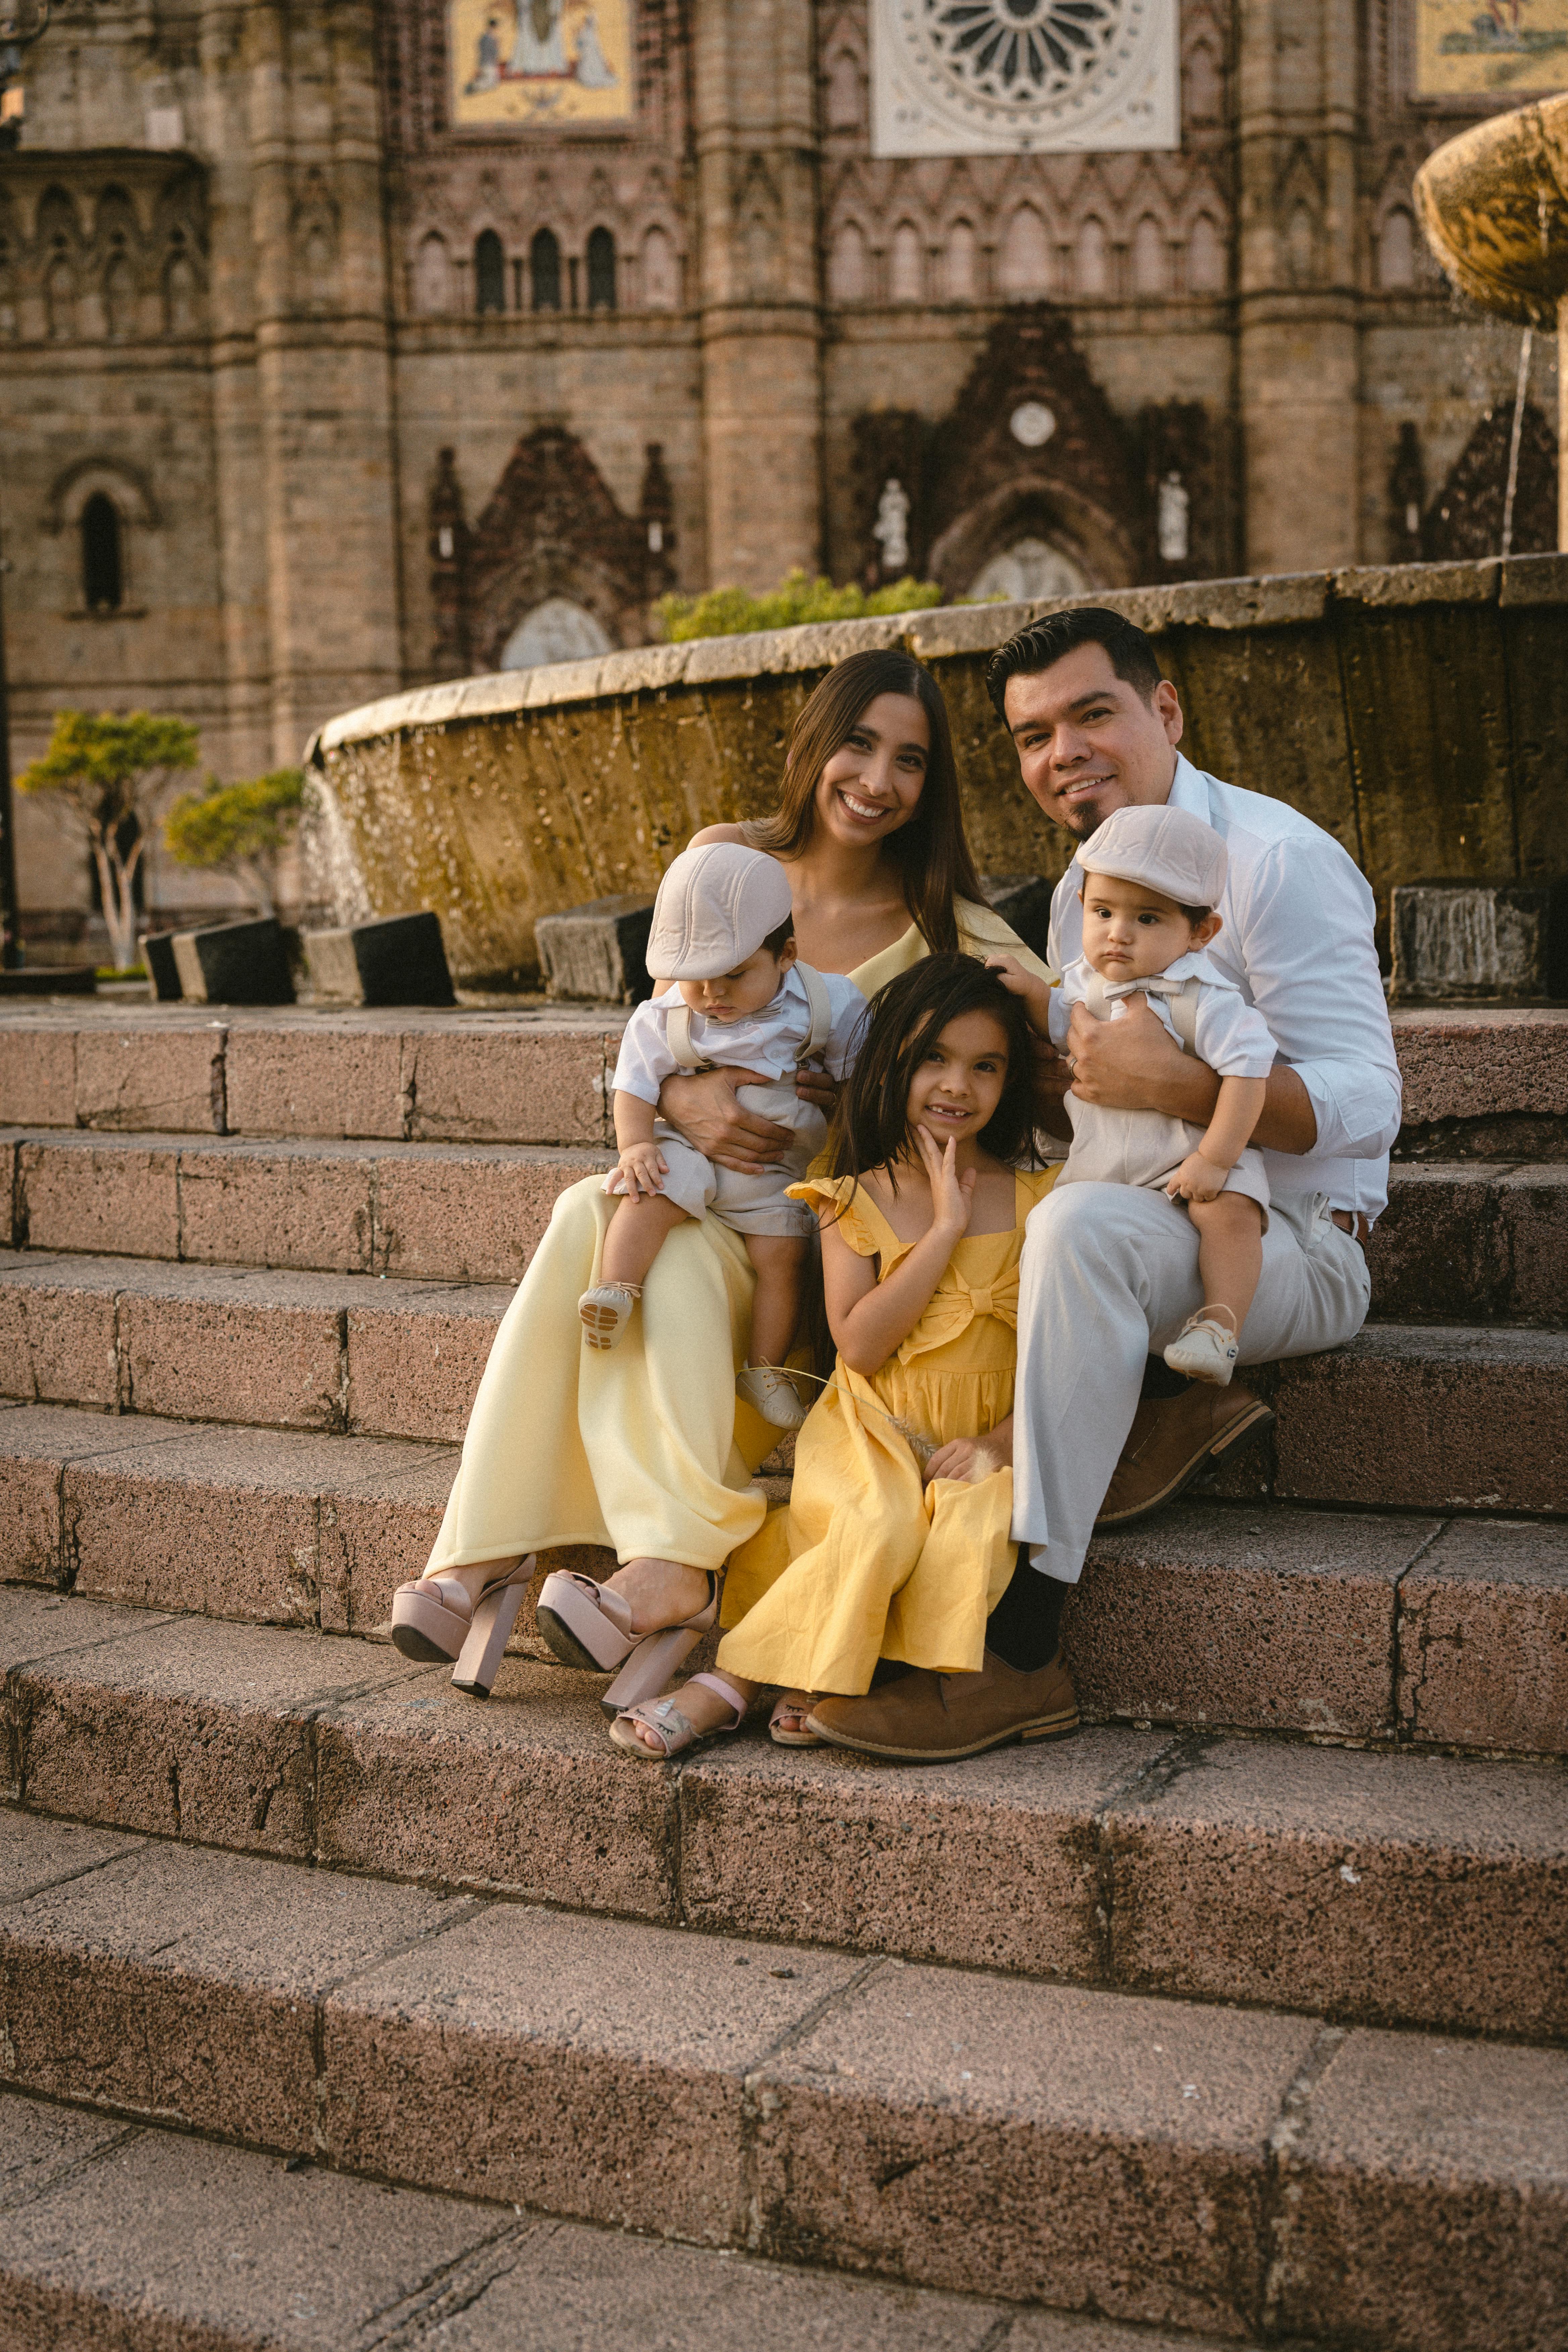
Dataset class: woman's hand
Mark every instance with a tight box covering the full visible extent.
[914,1124,976,1239]
[923,1412,1014,1487]
[658,1068,795,1174]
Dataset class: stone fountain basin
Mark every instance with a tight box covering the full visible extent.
[308,556,1568,988]
[1415,91,1568,326]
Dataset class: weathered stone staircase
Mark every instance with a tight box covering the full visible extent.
[2,998,1565,2352]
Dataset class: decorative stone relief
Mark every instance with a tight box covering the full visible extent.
[870,0,1179,158]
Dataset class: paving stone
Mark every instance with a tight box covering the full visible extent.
[0,1403,191,1589]
[179,1138,376,1273]
[225,1020,406,1140]
[16,1136,181,1260]
[9,1599,422,1857]
[315,1656,679,1919]
[372,1144,608,1281]
[0,1028,75,1128]
[1398,1517,1568,1755]
[679,1725,1171,1978]
[317,1445,460,1632]
[1071,1506,1434,1738]
[0,1251,119,1406]
[1270,2028,1568,2352]
[1274,1324,1568,1513]
[750,1966,1316,2334]
[117,1260,350,1428]
[1391,1006,1568,1127]
[1368,1164,1508,1321]
[319,1902,860,2243]
[0,1835,464,2150]
[402,1024,613,1146]
[346,1281,509,1441]
[1103,1737,1568,2037]
[1496,1164,1568,1322]
[0,2089,136,2215]
[73,1024,225,1134]
[0,1808,143,1902]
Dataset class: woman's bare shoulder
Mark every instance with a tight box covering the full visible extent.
[686,822,751,848]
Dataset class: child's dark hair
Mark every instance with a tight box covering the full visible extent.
[762,913,795,957]
[827,953,1040,1183]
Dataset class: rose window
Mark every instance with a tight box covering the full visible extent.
[924,0,1123,105]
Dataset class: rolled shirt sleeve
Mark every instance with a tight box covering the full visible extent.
[1228,831,1403,1164]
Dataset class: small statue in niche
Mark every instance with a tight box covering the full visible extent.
[873,476,911,575]
[1157,470,1190,565]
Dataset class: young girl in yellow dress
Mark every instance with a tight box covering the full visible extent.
[610,954,1075,1761]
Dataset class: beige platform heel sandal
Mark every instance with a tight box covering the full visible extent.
[534,1565,724,1719]
[389,1556,536,1701]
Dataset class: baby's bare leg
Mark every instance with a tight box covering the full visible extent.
[1185,1192,1265,1336]
[744,1232,808,1367]
[599,1192,691,1289]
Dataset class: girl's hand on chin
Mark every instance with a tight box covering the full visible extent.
[914,1122,976,1236]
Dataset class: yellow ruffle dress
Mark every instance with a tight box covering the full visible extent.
[716,1165,1059,1695]
[423,901,1054,1579]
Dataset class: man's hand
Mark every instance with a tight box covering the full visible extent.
[1065,996,1202,1113]
[658,1068,795,1175]
[793,1063,839,1117]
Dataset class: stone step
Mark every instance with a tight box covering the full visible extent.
[3,1813,1564,2348]
[4,1000,1566,1156]
[4,2087,1186,2352]
[3,1404,1564,1754]
[6,1124,1565,1327]
[0,1128,611,1283]
[4,1586,1565,2039]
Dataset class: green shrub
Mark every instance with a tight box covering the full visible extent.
[164,768,305,916]
[657,569,947,643]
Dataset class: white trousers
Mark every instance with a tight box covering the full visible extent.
[1011,1182,1371,1585]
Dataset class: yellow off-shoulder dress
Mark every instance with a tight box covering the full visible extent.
[716,1165,1059,1696]
[422,901,1054,1581]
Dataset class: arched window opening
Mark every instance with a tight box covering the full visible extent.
[1286,205,1315,287]
[1131,214,1167,296]
[104,249,136,339]
[416,232,451,314]
[1187,213,1226,295]
[165,251,198,335]
[587,225,617,309]
[1000,205,1050,299]
[828,221,868,304]
[500,597,612,670]
[826,50,862,129]
[1075,216,1110,297]
[531,226,561,310]
[943,219,979,302]
[889,221,924,303]
[474,228,506,313]
[1378,207,1416,291]
[81,492,124,614]
[46,247,77,339]
[642,224,678,309]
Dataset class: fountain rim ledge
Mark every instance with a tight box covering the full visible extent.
[306,552,1568,762]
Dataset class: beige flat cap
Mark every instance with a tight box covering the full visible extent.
[1073,802,1227,912]
[646,841,794,979]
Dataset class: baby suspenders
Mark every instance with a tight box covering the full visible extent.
[663,962,835,1076]
[1081,969,1202,1056]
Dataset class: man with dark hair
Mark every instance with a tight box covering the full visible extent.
[815,603,1400,1762]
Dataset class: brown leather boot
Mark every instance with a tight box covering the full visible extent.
[805,1648,1078,1762]
[1094,1379,1273,1528]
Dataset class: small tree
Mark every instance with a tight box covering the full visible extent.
[17,711,200,971]
[657,568,946,643]
[163,768,306,919]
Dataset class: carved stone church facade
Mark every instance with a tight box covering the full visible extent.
[5,0,1559,942]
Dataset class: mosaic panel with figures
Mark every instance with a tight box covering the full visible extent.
[449,0,634,129]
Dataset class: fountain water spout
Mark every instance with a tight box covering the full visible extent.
[1415,92,1568,551]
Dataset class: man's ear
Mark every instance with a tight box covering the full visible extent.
[1153,678,1184,748]
[1191,912,1222,948]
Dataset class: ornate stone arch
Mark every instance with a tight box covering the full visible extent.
[47,457,160,615]
[464,426,657,670]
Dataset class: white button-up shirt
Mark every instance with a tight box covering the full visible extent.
[612,964,867,1106]
[1047,753,1402,1220]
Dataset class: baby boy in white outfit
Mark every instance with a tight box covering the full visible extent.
[990,802,1279,1385]
[580,842,865,1428]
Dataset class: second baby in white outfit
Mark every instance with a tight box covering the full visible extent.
[580,842,866,1429]
[990,802,1279,1386]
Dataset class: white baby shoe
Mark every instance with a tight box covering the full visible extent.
[1164,1310,1240,1386]
[737,1363,807,1430]
[578,1281,641,1349]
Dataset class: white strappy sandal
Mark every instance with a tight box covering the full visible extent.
[534,1565,723,1718]
[389,1556,537,1701]
[609,1672,750,1760]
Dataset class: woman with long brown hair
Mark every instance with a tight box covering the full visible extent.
[391,648,1054,1701]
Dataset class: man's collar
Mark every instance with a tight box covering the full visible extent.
[1167,752,1210,817]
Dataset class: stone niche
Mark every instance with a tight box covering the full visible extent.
[307,554,1568,988]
